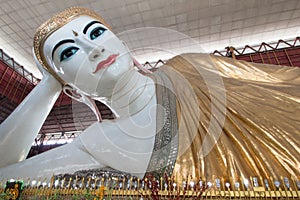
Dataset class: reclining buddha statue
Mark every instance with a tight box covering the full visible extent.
[0,7,299,188]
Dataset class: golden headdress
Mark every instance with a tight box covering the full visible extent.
[33,7,111,84]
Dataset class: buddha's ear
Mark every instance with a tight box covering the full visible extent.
[132,57,152,74]
[63,84,82,102]
[63,84,102,122]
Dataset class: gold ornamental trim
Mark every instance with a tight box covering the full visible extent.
[33,7,110,84]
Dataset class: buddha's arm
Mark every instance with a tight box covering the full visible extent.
[0,73,61,168]
[0,137,104,182]
[0,111,156,181]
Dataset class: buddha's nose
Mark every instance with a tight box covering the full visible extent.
[73,33,105,61]
[89,48,105,61]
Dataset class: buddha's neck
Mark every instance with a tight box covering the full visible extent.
[106,70,156,117]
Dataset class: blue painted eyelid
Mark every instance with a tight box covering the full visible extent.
[59,46,79,62]
[58,48,66,60]
[90,27,107,40]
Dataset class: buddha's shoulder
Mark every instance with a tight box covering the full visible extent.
[164,53,222,68]
[167,53,210,62]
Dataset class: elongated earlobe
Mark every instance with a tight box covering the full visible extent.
[63,84,82,101]
[132,57,153,74]
[63,84,103,122]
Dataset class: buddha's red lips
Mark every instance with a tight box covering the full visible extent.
[93,53,119,73]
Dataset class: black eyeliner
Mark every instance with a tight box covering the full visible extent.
[52,39,75,59]
[83,21,103,34]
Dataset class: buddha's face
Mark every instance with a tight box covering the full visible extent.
[43,16,133,97]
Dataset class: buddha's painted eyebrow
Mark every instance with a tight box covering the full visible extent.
[52,39,75,59]
[83,21,102,34]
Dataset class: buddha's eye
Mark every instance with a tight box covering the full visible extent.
[90,27,106,40]
[60,47,79,61]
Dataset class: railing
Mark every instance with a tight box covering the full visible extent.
[143,59,166,69]
[1,175,300,199]
[212,37,300,57]
[0,49,39,84]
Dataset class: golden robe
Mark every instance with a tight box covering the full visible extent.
[149,53,300,185]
